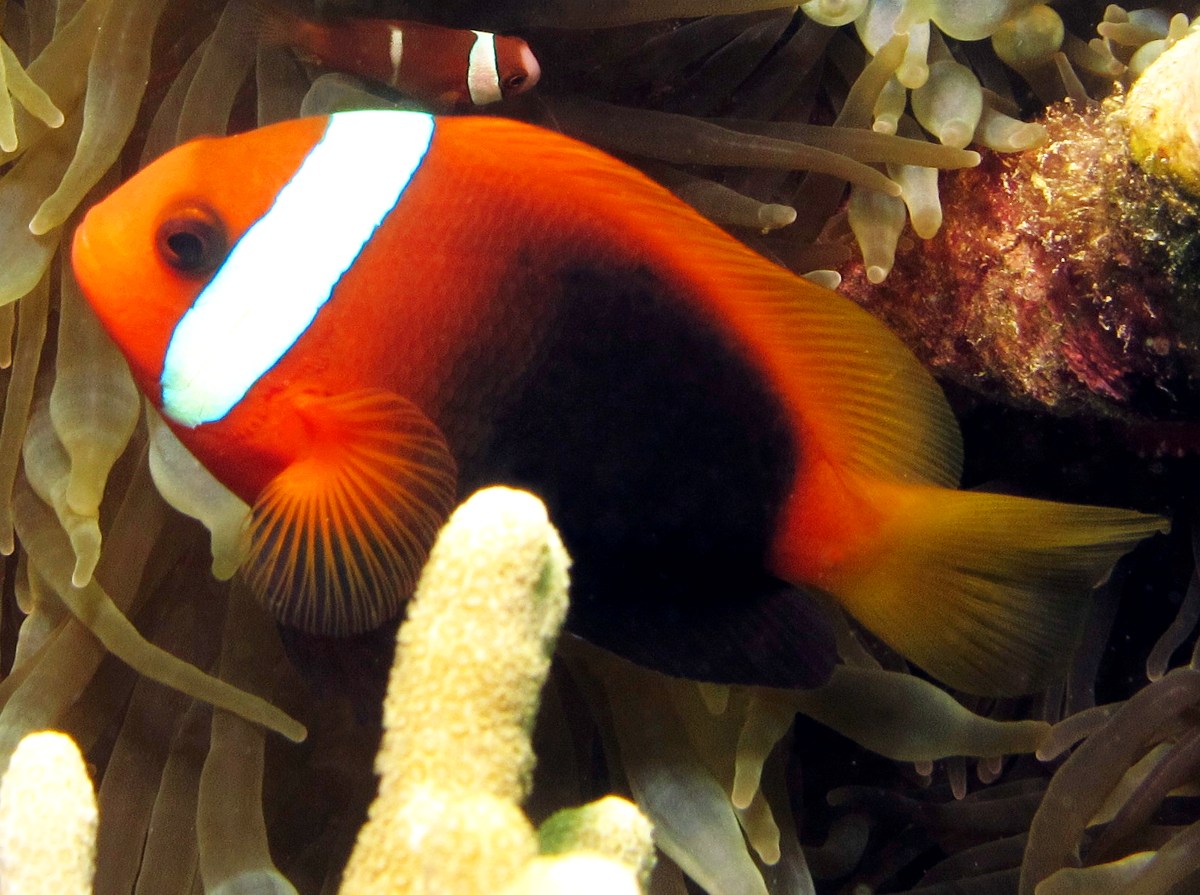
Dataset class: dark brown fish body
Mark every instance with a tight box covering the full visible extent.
[73,111,1167,695]
[259,8,540,107]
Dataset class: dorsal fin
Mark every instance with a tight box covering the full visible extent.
[431,117,1169,698]
[444,116,963,490]
[686,254,964,488]
[245,388,457,635]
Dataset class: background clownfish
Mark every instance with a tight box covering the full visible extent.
[71,110,1167,696]
[255,5,540,108]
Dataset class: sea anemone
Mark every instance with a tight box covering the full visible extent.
[0,2,1195,894]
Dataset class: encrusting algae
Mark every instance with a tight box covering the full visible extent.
[838,20,1200,428]
[0,2,1198,895]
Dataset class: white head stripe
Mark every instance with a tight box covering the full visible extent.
[387,26,404,87]
[160,110,435,428]
[466,31,503,105]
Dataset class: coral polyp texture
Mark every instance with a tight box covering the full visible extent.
[340,486,653,895]
[0,2,1197,895]
[0,730,97,895]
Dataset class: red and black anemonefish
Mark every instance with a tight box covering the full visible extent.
[71,109,1168,695]
[256,5,540,108]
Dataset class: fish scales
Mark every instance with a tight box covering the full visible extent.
[72,110,1168,695]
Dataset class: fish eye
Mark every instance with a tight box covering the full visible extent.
[505,73,527,90]
[156,207,228,276]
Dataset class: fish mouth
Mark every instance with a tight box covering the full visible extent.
[68,212,121,335]
[69,217,96,288]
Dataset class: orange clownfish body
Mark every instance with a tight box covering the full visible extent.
[72,111,1166,694]
[257,8,540,108]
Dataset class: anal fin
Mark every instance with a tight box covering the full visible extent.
[246,389,457,636]
[571,574,838,688]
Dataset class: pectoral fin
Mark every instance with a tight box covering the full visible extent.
[246,389,457,636]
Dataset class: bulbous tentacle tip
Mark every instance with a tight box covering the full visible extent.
[67,519,100,587]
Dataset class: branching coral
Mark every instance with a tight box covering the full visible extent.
[0,730,97,895]
[0,489,657,895]
[340,486,654,895]
[0,4,1193,895]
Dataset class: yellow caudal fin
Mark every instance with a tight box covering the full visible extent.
[825,484,1168,696]
[246,389,457,636]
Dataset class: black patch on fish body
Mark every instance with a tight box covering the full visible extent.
[458,261,836,687]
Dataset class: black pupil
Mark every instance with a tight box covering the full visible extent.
[166,229,207,270]
[158,212,226,275]
[506,74,526,88]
